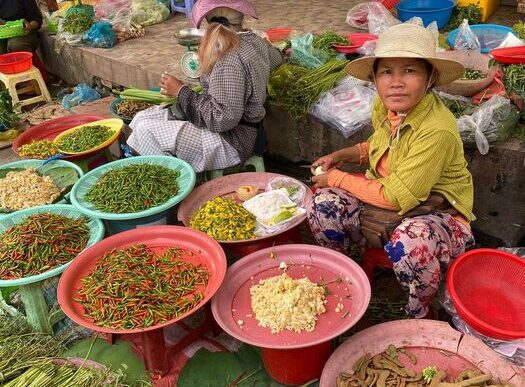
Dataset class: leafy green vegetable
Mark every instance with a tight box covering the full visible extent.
[0,91,19,130]
[313,32,348,56]
[443,4,482,32]
[62,12,94,34]
[178,345,286,387]
[422,366,438,383]
[460,68,485,80]
[512,21,525,39]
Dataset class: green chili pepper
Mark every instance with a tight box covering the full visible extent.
[58,125,113,153]
[84,163,180,213]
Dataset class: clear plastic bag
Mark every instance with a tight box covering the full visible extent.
[242,189,306,235]
[346,2,371,30]
[454,19,481,51]
[456,95,519,154]
[367,2,400,35]
[290,33,331,69]
[311,83,376,138]
[132,0,171,27]
[357,39,376,56]
[83,21,117,48]
[266,177,307,205]
[61,84,102,111]
[95,0,133,33]
[440,287,525,367]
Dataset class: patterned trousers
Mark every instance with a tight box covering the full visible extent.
[307,188,474,318]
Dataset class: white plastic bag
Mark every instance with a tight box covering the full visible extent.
[346,2,371,30]
[311,83,376,138]
[132,0,171,26]
[266,177,306,205]
[367,2,400,35]
[456,95,515,155]
[357,39,376,56]
[95,0,133,32]
[496,32,525,49]
[454,19,481,51]
[243,189,306,233]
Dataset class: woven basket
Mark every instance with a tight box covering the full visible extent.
[436,51,496,97]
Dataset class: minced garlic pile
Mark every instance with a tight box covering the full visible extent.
[250,273,326,333]
[0,168,61,210]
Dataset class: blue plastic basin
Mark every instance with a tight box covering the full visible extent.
[447,24,516,54]
[396,0,455,29]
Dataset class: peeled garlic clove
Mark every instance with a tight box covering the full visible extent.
[314,166,325,176]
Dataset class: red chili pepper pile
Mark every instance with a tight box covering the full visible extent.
[0,213,90,280]
[76,244,209,330]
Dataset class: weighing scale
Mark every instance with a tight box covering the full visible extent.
[174,28,205,79]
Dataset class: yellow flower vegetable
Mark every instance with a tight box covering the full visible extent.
[190,196,256,241]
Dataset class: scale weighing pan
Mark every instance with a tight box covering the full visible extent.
[211,244,371,349]
[174,28,205,46]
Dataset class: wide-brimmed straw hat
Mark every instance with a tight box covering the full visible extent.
[345,24,464,87]
[192,0,258,28]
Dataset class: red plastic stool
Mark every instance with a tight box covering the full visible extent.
[362,248,393,282]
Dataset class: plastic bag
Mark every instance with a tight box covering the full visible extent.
[290,33,331,69]
[440,287,525,367]
[357,39,377,56]
[61,84,102,111]
[496,32,525,49]
[243,189,306,234]
[454,19,481,51]
[367,2,400,35]
[266,177,306,205]
[346,2,370,30]
[311,83,376,138]
[456,95,519,154]
[83,21,117,48]
[95,0,133,32]
[132,0,171,27]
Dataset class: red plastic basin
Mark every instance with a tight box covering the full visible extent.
[266,28,292,42]
[0,52,33,74]
[447,248,525,340]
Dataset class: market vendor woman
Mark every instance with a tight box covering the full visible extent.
[0,0,42,54]
[308,24,474,319]
[126,0,283,173]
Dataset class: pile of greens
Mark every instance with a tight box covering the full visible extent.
[313,31,348,56]
[512,21,525,39]
[268,59,348,121]
[443,4,483,32]
[0,91,19,130]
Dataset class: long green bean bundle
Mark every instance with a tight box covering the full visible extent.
[269,59,349,121]
[58,125,113,153]
[85,164,180,213]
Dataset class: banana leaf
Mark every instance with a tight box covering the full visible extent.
[0,166,80,213]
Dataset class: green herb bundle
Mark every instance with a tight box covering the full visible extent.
[443,4,483,32]
[313,31,348,56]
[512,21,525,39]
[0,90,19,129]
[268,59,349,121]
[85,163,180,213]
[62,12,94,34]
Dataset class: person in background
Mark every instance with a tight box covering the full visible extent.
[0,0,43,54]
[307,24,475,319]
[126,0,283,173]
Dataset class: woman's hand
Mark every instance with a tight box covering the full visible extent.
[311,152,342,175]
[311,172,329,189]
[160,73,184,97]
[23,20,39,35]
